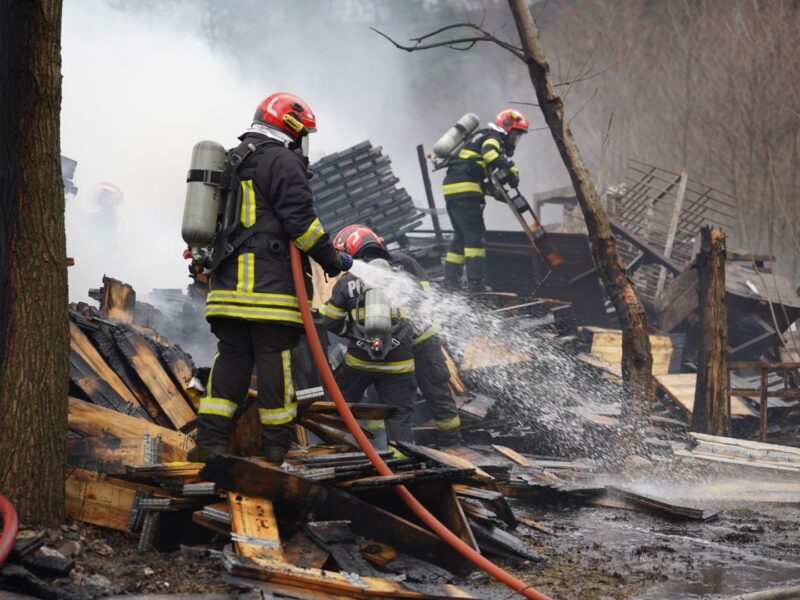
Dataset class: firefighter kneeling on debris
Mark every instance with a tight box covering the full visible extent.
[188,92,352,465]
[321,225,462,448]
[442,109,529,292]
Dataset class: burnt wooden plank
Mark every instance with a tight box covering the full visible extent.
[467,520,547,563]
[68,397,193,462]
[228,493,283,562]
[65,468,164,532]
[110,324,197,430]
[223,552,479,599]
[100,275,136,322]
[336,468,473,492]
[201,455,464,571]
[282,531,330,569]
[304,521,383,577]
[606,486,718,521]
[77,317,165,422]
[69,322,147,417]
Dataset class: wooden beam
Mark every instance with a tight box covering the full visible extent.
[228,493,283,562]
[224,553,479,599]
[65,468,162,532]
[609,220,682,275]
[68,397,194,461]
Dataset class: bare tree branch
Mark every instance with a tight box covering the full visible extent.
[371,24,526,60]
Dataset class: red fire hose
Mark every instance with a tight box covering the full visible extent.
[0,493,19,567]
[290,246,552,600]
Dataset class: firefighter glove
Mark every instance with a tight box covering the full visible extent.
[339,252,353,272]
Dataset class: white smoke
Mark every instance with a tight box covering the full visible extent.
[62,0,260,302]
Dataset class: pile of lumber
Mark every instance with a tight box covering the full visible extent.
[65,405,555,598]
[309,141,423,247]
[675,432,800,474]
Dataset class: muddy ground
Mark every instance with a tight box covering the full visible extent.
[3,492,796,600]
[4,460,799,600]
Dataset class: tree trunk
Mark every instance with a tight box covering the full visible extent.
[0,0,67,525]
[691,227,729,436]
[507,0,653,451]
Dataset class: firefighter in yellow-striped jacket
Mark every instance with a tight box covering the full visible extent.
[320,225,418,443]
[442,109,529,292]
[190,93,351,465]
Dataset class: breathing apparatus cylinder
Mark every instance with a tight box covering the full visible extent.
[432,112,480,159]
[182,140,227,256]
[362,258,393,342]
[364,288,392,340]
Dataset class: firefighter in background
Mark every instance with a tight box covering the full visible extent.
[320,225,418,443]
[189,92,351,465]
[442,109,529,292]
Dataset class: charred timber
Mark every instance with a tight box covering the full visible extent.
[691,227,730,436]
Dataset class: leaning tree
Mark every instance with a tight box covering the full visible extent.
[375,0,653,453]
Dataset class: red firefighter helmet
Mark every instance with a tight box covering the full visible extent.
[333,224,390,260]
[495,109,529,135]
[90,182,124,207]
[253,92,317,140]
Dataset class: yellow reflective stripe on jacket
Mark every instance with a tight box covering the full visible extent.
[365,419,385,430]
[443,181,482,196]
[458,148,485,166]
[240,180,257,227]
[293,217,325,252]
[259,403,298,425]
[207,290,301,308]
[319,303,347,319]
[204,305,303,324]
[344,352,415,374]
[445,252,465,265]
[198,397,237,418]
[482,149,500,163]
[281,349,294,407]
[420,280,431,292]
[236,252,256,294]
[414,322,442,345]
[464,247,486,258]
[436,415,461,431]
[482,137,501,151]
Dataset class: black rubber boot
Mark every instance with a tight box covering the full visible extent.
[437,429,464,449]
[187,444,228,463]
[263,446,288,467]
[466,279,491,293]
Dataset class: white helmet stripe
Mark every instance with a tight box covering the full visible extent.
[266,96,281,117]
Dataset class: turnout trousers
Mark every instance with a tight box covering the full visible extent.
[444,195,487,288]
[196,317,302,462]
[414,338,462,447]
[335,364,416,444]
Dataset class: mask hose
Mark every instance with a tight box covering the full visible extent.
[290,245,552,600]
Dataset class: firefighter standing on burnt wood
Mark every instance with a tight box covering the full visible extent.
[320,226,418,444]
[442,109,529,292]
[188,92,352,465]
[389,249,463,448]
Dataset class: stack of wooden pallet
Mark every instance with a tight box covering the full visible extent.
[309,141,423,246]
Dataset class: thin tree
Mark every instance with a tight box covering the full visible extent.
[374,0,654,452]
[0,0,67,524]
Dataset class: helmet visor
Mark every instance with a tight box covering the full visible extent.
[507,129,525,148]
